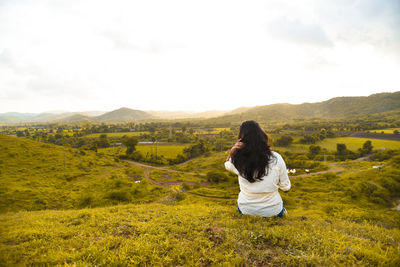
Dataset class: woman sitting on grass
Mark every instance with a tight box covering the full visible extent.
[225,120,291,217]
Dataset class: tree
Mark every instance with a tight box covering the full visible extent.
[275,135,293,147]
[335,143,357,161]
[361,140,373,154]
[336,143,348,161]
[337,143,347,154]
[122,136,138,155]
[299,135,317,144]
[97,134,110,148]
[183,139,210,159]
[148,126,156,134]
[307,145,321,159]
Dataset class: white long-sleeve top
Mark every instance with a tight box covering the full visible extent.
[224,151,291,217]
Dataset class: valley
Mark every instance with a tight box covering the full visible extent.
[1,92,400,265]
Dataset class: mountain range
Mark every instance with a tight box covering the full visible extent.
[1,91,399,124]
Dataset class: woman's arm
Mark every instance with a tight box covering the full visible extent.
[224,140,243,174]
[224,159,239,175]
[278,156,291,191]
[226,139,243,161]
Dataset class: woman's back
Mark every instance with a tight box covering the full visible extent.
[224,120,291,217]
[225,151,291,217]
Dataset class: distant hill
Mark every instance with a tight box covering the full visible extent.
[0,111,106,124]
[146,110,228,119]
[207,91,400,124]
[0,112,37,123]
[55,114,91,123]
[1,91,399,124]
[92,107,153,122]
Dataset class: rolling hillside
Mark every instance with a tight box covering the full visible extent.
[207,91,400,124]
[1,133,400,265]
[0,135,166,212]
[1,91,399,124]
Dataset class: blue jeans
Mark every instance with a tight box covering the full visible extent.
[238,205,286,218]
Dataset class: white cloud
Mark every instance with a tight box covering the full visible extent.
[267,17,333,47]
[0,0,399,113]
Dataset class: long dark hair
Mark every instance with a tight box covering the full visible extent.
[231,120,274,183]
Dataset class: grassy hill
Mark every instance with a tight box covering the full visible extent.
[0,135,167,212]
[1,193,399,266]
[207,91,400,124]
[1,135,400,265]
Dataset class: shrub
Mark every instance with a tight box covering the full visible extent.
[275,135,293,147]
[207,171,229,184]
[358,181,390,205]
[105,190,131,202]
[370,149,398,161]
[391,155,400,167]
[78,196,93,208]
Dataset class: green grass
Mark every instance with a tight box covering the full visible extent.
[1,196,399,266]
[316,137,400,151]
[171,151,227,173]
[0,135,167,212]
[84,131,150,138]
[274,144,309,153]
[189,187,237,199]
[1,134,400,265]
[149,169,204,184]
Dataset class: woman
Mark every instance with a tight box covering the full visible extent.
[224,120,291,217]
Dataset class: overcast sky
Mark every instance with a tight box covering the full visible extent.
[0,0,399,113]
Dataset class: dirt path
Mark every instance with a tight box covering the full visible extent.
[187,191,236,200]
[125,160,205,187]
[291,163,345,178]
[125,159,235,199]
[141,168,197,187]
[125,160,346,200]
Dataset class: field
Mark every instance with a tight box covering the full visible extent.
[136,144,188,159]
[84,131,150,138]
[195,127,231,134]
[99,144,189,160]
[315,137,400,151]
[370,128,400,134]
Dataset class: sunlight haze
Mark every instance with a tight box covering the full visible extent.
[0,0,399,113]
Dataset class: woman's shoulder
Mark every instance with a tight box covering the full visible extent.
[271,151,282,158]
[270,151,285,163]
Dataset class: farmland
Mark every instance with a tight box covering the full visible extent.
[315,137,400,151]
[370,128,400,134]
[84,131,150,138]
[136,144,188,159]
